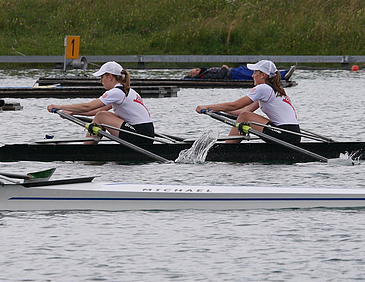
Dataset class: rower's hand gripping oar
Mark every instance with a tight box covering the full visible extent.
[201,110,329,163]
[51,109,169,163]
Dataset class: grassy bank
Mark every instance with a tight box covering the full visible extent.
[1,0,364,59]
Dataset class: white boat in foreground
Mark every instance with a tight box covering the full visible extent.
[1,174,365,210]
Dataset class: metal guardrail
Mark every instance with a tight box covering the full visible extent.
[0,55,364,64]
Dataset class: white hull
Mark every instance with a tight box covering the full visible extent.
[1,181,365,210]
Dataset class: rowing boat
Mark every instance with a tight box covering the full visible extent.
[1,173,365,210]
[1,111,361,164]
[0,141,363,163]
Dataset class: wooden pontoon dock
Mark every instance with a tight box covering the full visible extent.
[0,85,179,99]
[36,76,297,89]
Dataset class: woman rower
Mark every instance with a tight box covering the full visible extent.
[47,61,154,145]
[195,60,301,143]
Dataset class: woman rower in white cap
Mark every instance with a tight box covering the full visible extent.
[47,61,154,145]
[196,60,300,143]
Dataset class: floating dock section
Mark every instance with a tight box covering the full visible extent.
[0,100,23,111]
[36,76,297,89]
[0,85,179,99]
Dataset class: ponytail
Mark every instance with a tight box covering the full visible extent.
[113,69,131,94]
[266,71,286,97]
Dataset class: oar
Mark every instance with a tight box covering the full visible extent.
[74,115,93,123]
[181,135,256,143]
[300,128,336,143]
[155,133,184,143]
[217,111,336,143]
[216,111,238,120]
[202,110,329,163]
[0,172,30,180]
[247,121,329,143]
[52,109,169,163]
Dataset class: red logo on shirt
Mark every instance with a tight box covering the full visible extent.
[102,93,108,98]
[134,94,143,103]
[283,96,292,106]
[133,94,151,117]
[283,96,297,119]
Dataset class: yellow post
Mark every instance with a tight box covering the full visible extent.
[65,36,80,59]
[63,36,80,73]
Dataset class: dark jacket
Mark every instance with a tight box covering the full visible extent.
[195,67,230,79]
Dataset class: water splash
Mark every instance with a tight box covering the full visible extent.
[175,130,219,163]
[327,151,362,166]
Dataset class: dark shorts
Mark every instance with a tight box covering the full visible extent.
[262,122,301,143]
[119,122,155,145]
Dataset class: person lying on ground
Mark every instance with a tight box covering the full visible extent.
[185,64,295,81]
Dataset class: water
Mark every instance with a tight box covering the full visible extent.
[175,129,219,163]
[1,68,365,281]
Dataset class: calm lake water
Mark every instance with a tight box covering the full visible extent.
[0,67,365,281]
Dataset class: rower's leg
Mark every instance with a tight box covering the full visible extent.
[226,112,269,143]
[83,111,124,145]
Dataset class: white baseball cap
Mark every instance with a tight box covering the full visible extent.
[93,61,123,77]
[247,60,277,78]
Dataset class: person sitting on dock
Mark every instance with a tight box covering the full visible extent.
[195,60,300,143]
[47,61,154,145]
[185,64,295,81]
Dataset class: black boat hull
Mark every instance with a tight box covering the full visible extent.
[0,142,363,163]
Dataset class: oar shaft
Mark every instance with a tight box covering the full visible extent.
[0,172,30,180]
[155,133,184,143]
[74,115,93,123]
[248,128,328,162]
[98,124,171,144]
[58,111,87,127]
[53,110,169,163]
[217,111,238,120]
[203,111,328,163]
[248,121,328,143]
[300,128,336,143]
